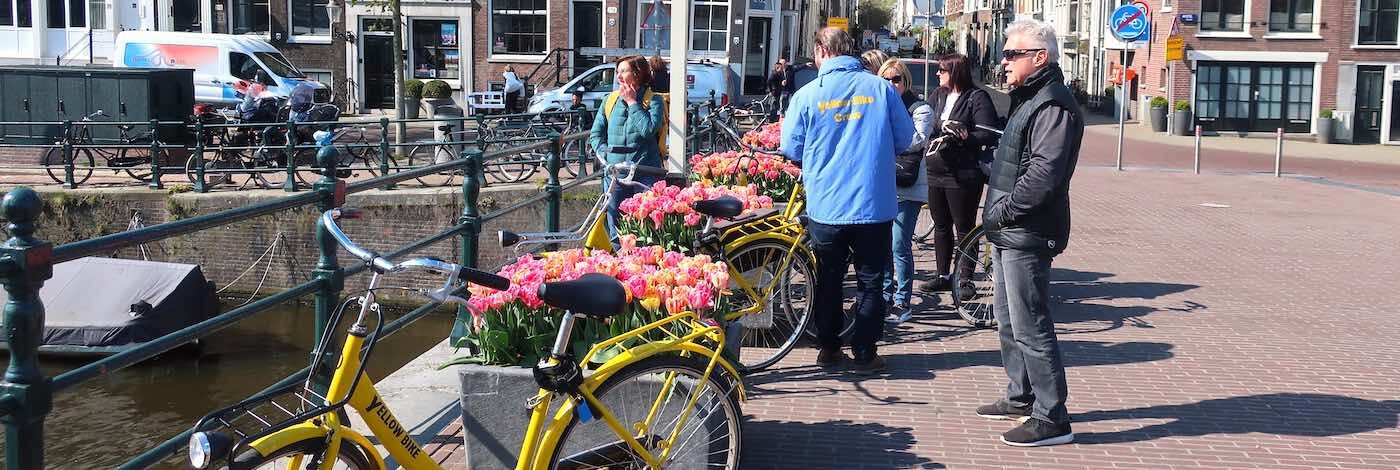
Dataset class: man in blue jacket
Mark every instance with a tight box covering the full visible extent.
[781,27,915,374]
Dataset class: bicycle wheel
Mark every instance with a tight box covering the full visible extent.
[548,354,742,470]
[348,142,382,178]
[560,139,594,178]
[43,147,95,185]
[726,241,814,372]
[231,436,376,470]
[185,151,246,188]
[948,225,997,328]
[489,149,541,183]
[407,144,459,187]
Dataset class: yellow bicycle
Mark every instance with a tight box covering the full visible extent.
[186,208,745,470]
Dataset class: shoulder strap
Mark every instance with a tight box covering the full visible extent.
[603,91,621,117]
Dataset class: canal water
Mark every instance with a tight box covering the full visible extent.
[0,300,457,468]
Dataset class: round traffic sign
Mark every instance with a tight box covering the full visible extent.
[1109,4,1149,42]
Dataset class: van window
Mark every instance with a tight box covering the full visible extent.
[576,68,615,93]
[255,52,307,79]
[230,52,274,85]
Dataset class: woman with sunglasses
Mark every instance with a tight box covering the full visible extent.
[877,58,934,325]
[919,53,1000,298]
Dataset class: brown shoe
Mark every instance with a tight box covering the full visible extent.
[816,347,847,367]
[851,354,887,375]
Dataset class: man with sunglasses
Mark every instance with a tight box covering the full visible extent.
[974,19,1083,447]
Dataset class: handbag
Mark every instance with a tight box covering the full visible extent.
[894,99,929,187]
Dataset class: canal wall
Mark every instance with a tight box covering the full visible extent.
[0,183,601,302]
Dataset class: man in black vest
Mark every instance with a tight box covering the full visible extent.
[974,19,1083,447]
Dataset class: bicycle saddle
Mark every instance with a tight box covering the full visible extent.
[693,197,744,219]
[537,273,627,317]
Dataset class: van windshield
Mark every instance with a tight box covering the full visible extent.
[255,52,307,79]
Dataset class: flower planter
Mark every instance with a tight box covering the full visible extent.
[402,96,422,119]
[458,364,536,470]
[1149,105,1168,133]
[1317,117,1336,144]
[1172,110,1193,136]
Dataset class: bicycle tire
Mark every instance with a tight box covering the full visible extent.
[118,142,164,182]
[348,143,382,178]
[726,241,814,372]
[43,147,95,185]
[231,436,377,470]
[407,144,460,187]
[490,151,541,183]
[547,354,742,470]
[560,140,594,178]
[184,151,246,188]
[948,225,997,328]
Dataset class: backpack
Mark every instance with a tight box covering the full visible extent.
[894,99,929,187]
[602,89,669,157]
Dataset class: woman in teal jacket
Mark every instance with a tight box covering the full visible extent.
[588,55,666,241]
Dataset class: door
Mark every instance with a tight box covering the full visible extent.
[1197,62,1314,133]
[572,1,604,73]
[1390,80,1400,143]
[1355,66,1385,144]
[742,17,772,96]
[1220,65,1252,132]
[1,75,33,140]
[362,34,396,108]
[1253,66,1285,132]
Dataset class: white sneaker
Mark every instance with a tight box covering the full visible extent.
[884,305,913,325]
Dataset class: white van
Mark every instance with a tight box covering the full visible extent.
[527,61,731,114]
[114,31,330,107]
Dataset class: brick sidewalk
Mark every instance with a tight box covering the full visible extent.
[429,167,1400,469]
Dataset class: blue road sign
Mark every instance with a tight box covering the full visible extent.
[1109,4,1149,42]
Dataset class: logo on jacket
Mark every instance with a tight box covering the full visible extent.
[1047,240,1056,249]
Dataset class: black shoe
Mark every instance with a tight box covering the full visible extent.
[975,401,1032,421]
[851,354,887,375]
[919,276,951,293]
[816,347,847,367]
[1000,418,1074,447]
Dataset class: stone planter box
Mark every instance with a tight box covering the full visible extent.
[1149,106,1168,132]
[1172,110,1193,136]
[1317,118,1336,144]
[459,364,536,470]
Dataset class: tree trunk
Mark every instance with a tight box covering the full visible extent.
[391,0,406,154]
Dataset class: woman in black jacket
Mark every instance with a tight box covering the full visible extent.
[920,53,1001,296]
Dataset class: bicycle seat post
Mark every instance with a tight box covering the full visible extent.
[550,310,580,359]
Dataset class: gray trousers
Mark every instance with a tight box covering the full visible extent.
[992,247,1071,425]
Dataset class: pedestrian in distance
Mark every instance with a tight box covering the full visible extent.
[876,58,934,325]
[768,59,787,120]
[588,55,667,243]
[781,27,915,374]
[503,65,525,113]
[648,55,670,93]
[974,18,1084,447]
[919,53,1000,297]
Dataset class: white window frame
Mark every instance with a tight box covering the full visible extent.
[0,0,35,28]
[1353,0,1400,48]
[634,0,729,53]
[1263,0,1321,38]
[287,0,332,44]
[1197,0,1252,38]
[489,0,550,58]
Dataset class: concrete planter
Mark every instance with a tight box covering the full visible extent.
[459,364,536,470]
[1172,110,1193,136]
[402,96,422,119]
[1150,105,1168,133]
[1317,118,1336,144]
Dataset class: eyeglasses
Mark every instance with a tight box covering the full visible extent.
[1002,48,1045,61]
[884,76,902,84]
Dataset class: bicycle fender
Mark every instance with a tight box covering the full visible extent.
[244,422,388,470]
[726,233,817,269]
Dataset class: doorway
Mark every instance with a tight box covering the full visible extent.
[362,19,396,109]
[742,16,772,96]
[1355,65,1385,144]
[572,1,604,74]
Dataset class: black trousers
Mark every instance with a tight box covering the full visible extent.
[808,221,892,361]
[927,184,984,279]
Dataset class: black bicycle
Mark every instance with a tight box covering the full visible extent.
[40,110,169,184]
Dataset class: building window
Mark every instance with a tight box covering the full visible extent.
[1201,0,1246,31]
[413,20,460,79]
[1269,0,1313,32]
[302,69,332,85]
[233,0,270,34]
[639,0,670,49]
[491,0,547,55]
[1359,0,1399,45]
[691,4,727,51]
[638,0,728,51]
[290,0,330,36]
[173,0,201,31]
[1196,64,1221,120]
[1,0,14,26]
[1285,65,1313,121]
[88,0,104,29]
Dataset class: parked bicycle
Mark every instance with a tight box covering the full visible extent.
[40,109,169,184]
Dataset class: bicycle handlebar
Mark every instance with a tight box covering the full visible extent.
[321,208,510,293]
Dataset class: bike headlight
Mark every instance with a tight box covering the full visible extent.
[188,431,231,469]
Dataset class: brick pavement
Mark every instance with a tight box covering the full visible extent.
[427,166,1400,469]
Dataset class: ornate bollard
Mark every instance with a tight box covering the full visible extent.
[451,149,483,345]
[310,131,345,392]
[0,187,54,469]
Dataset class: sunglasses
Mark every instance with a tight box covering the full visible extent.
[1002,48,1045,61]
[884,75,902,84]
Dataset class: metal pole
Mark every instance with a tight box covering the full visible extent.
[1116,47,1127,171]
[379,117,394,189]
[0,187,54,470]
[1166,61,1174,135]
[577,108,588,176]
[1193,125,1201,175]
[450,148,483,345]
[311,137,344,393]
[546,132,563,236]
[147,120,163,190]
[1274,127,1283,177]
[284,119,298,192]
[193,121,207,193]
[62,120,76,189]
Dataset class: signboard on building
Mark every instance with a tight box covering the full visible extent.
[1165,36,1184,61]
[828,17,849,29]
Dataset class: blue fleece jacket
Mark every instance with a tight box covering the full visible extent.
[780,55,915,225]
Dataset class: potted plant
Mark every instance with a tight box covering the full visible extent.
[1103,86,1118,116]
[1317,108,1336,144]
[1149,96,1169,133]
[1172,100,1193,136]
[402,79,425,119]
[420,79,455,116]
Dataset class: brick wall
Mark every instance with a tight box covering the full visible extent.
[0,184,600,302]
[269,1,349,109]
[471,1,572,93]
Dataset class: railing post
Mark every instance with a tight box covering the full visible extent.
[147,119,163,190]
[547,131,562,235]
[474,113,489,188]
[451,149,483,345]
[311,133,345,392]
[379,117,394,190]
[62,120,75,189]
[0,187,55,470]
[284,119,298,192]
[193,121,208,193]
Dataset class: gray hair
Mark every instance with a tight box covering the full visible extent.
[1005,19,1059,63]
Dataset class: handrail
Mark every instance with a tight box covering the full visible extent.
[0,122,597,468]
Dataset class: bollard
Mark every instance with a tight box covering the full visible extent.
[0,187,55,469]
[451,149,484,345]
[310,133,344,393]
[1193,125,1202,175]
[1274,128,1283,177]
[193,121,207,193]
[62,120,75,189]
[379,117,394,190]
[284,119,298,192]
[147,119,163,190]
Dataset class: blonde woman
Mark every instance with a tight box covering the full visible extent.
[861,49,891,74]
[877,58,935,324]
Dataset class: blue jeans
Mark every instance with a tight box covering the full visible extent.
[808,220,892,361]
[992,247,1070,425]
[883,200,924,307]
[603,172,661,244]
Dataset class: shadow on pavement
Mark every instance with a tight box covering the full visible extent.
[742,419,944,469]
[1074,393,1400,444]
[1048,268,1205,334]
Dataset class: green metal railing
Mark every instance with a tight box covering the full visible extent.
[0,118,595,468]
